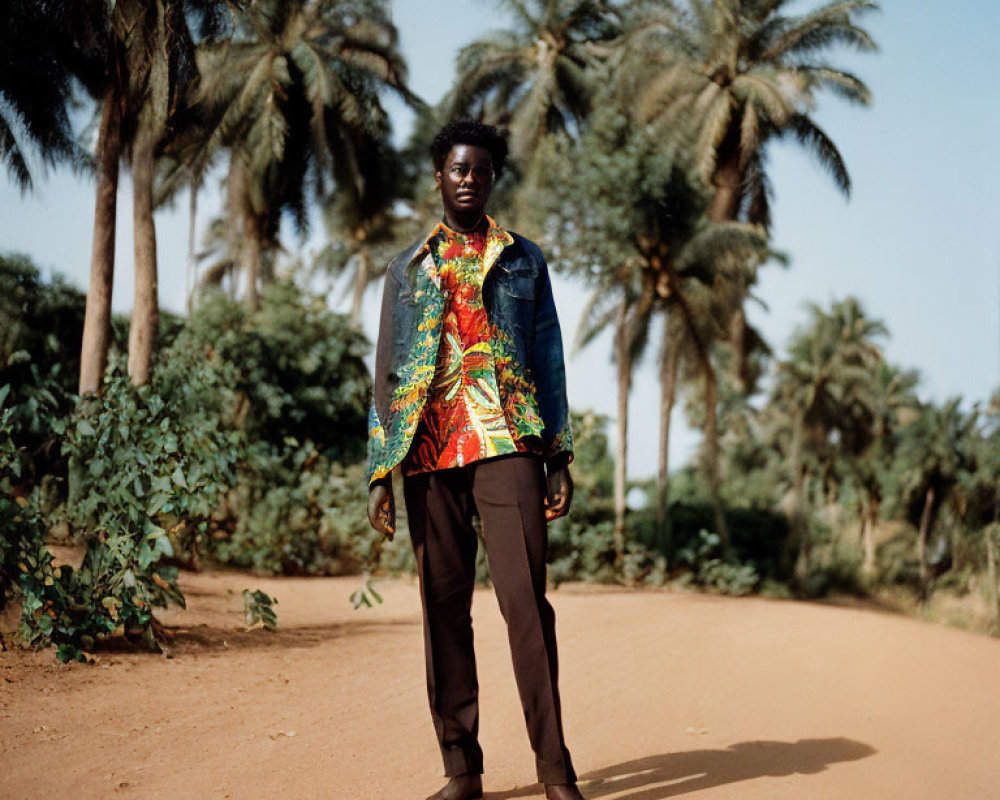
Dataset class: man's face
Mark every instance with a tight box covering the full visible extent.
[435,143,495,222]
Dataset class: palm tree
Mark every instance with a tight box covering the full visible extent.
[842,362,918,577]
[0,2,99,192]
[76,0,233,391]
[0,0,116,395]
[193,215,240,300]
[193,0,419,309]
[534,97,768,556]
[446,0,620,164]
[631,0,878,224]
[314,138,417,324]
[574,270,656,559]
[963,391,1000,622]
[773,296,886,585]
[626,0,879,382]
[895,399,977,598]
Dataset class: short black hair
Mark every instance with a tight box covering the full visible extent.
[431,119,509,179]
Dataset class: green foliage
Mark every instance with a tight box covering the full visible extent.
[0,252,85,396]
[630,466,789,579]
[547,410,664,586]
[627,0,879,224]
[35,343,243,658]
[183,285,370,460]
[0,253,86,490]
[211,450,377,575]
[1,385,47,613]
[350,577,383,610]
[242,589,278,631]
[676,530,760,597]
[445,0,620,166]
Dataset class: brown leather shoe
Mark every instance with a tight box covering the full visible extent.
[424,774,483,800]
[544,784,585,800]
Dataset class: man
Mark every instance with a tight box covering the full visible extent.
[366,120,585,800]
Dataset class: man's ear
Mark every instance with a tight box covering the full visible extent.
[434,169,442,188]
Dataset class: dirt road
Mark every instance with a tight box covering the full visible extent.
[2,570,999,799]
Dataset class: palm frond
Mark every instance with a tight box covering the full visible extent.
[0,116,32,192]
[573,285,622,356]
[783,112,851,197]
[795,64,872,105]
[693,91,733,183]
[761,1,880,61]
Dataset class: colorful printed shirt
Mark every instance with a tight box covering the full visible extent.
[366,216,573,488]
[402,219,530,475]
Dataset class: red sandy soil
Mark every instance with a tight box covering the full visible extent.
[2,569,999,800]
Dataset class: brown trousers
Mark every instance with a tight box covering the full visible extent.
[402,452,576,785]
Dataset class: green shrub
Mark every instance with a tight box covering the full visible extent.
[37,343,244,659]
[211,448,368,574]
[206,443,418,577]
[0,252,86,401]
[676,529,761,596]
[184,285,370,460]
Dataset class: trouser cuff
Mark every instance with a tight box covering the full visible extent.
[536,755,576,785]
[443,747,483,777]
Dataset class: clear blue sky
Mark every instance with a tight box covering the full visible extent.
[1,0,998,482]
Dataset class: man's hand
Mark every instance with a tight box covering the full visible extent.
[367,479,396,540]
[544,465,573,522]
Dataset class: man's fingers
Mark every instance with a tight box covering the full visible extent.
[545,491,568,521]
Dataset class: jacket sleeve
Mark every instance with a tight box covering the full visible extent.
[366,266,400,488]
[531,249,573,473]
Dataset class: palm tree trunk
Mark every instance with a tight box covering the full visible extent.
[186,173,198,315]
[705,124,752,387]
[350,245,370,325]
[729,305,750,390]
[862,494,879,578]
[613,299,631,564]
[226,154,260,310]
[790,409,809,586]
[79,85,122,395]
[986,524,1000,626]
[657,323,680,556]
[127,118,159,386]
[705,145,743,224]
[671,283,729,547]
[701,355,728,546]
[917,484,936,597]
[244,219,261,311]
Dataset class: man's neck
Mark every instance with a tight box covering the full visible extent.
[442,211,488,234]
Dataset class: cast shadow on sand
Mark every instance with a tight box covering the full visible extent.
[484,738,877,800]
[148,618,418,655]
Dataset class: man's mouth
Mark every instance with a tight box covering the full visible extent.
[456,191,478,201]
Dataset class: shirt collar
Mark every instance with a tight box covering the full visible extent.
[410,215,514,289]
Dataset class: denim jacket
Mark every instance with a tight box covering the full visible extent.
[366,223,573,488]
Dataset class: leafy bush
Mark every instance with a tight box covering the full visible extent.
[32,343,244,659]
[0,252,86,400]
[1,386,48,614]
[0,254,85,493]
[676,529,761,596]
[1,384,110,661]
[546,410,665,586]
[548,520,619,585]
[205,442,418,577]
[183,285,370,460]
[212,449,367,573]
[631,490,789,580]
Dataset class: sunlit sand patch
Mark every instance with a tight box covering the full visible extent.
[581,769,709,798]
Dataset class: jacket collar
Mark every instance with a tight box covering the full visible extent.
[407,214,514,292]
